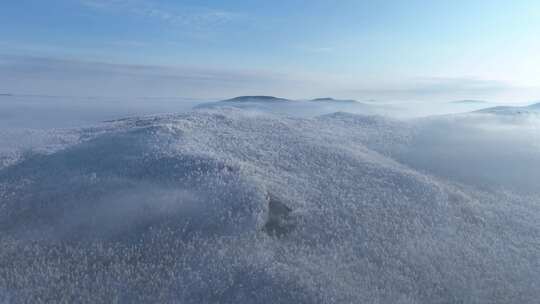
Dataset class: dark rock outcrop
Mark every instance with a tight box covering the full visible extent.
[263,194,296,237]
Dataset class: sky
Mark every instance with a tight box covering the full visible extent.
[1,0,540,102]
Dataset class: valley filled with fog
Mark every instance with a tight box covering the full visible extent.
[1,95,539,303]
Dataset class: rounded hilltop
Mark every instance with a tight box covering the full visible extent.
[222,96,291,103]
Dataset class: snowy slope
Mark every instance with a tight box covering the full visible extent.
[0,109,539,303]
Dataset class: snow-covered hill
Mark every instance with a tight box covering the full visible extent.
[1,108,539,303]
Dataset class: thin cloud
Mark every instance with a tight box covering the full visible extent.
[0,55,320,99]
[2,55,536,102]
[107,40,149,48]
[79,0,239,28]
[345,77,522,102]
[299,46,335,53]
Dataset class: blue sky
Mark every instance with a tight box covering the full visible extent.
[1,0,539,101]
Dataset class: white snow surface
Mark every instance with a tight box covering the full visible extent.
[0,108,539,303]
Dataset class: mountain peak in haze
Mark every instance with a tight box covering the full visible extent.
[222,96,290,103]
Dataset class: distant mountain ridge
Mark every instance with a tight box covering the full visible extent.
[194,96,371,114]
[221,96,291,103]
[219,96,363,104]
[474,101,540,115]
